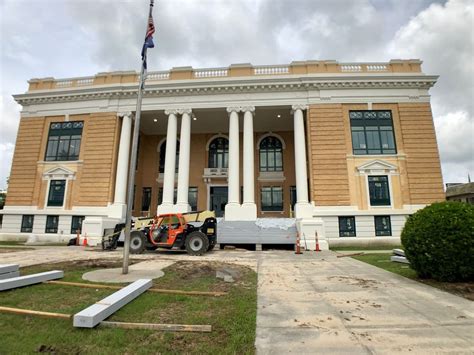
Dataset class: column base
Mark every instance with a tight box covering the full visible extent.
[108,203,127,220]
[296,217,328,251]
[224,203,242,221]
[240,203,257,221]
[294,202,313,219]
[175,203,191,213]
[157,203,176,215]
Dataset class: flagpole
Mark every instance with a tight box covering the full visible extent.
[122,0,155,274]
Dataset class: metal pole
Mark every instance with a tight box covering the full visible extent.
[122,0,154,274]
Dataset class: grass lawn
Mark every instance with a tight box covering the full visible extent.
[331,244,402,251]
[353,253,474,301]
[0,259,257,354]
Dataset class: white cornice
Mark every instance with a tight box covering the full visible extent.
[13,74,438,106]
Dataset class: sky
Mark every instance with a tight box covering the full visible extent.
[0,0,473,190]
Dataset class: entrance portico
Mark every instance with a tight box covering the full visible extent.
[146,105,310,221]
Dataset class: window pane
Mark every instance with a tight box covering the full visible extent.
[368,176,391,206]
[45,136,59,160]
[48,180,66,207]
[350,111,396,155]
[275,151,283,171]
[339,216,356,237]
[260,151,267,171]
[188,187,198,211]
[267,152,275,172]
[375,216,392,236]
[142,187,152,211]
[45,121,83,161]
[21,215,34,233]
[71,216,85,234]
[45,215,59,233]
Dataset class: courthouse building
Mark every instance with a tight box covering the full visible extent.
[0,60,445,248]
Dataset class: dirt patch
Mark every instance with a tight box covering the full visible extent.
[420,280,474,301]
[328,275,379,289]
[0,247,34,253]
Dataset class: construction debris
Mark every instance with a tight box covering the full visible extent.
[337,252,364,258]
[0,270,63,291]
[393,249,406,257]
[100,321,212,332]
[0,264,20,280]
[0,306,71,319]
[73,279,152,328]
[391,249,410,264]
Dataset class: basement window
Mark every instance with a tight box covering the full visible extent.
[21,215,34,233]
[45,215,59,233]
[71,216,85,234]
[339,216,356,237]
[375,216,392,236]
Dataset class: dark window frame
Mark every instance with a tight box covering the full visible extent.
[368,175,391,206]
[375,215,392,236]
[208,137,229,169]
[21,215,34,233]
[259,136,283,172]
[47,180,66,207]
[45,121,84,161]
[159,140,180,173]
[71,216,85,234]
[339,216,356,237]
[45,215,59,234]
[350,110,397,155]
[290,186,297,211]
[188,187,198,211]
[141,187,152,212]
[261,186,284,212]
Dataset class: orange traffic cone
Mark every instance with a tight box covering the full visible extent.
[295,233,302,255]
[315,231,321,252]
[82,234,88,247]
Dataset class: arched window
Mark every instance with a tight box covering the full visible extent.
[259,136,283,172]
[159,140,179,173]
[208,137,228,168]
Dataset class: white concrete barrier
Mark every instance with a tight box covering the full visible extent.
[0,264,19,274]
[73,279,152,328]
[0,271,20,280]
[0,270,64,291]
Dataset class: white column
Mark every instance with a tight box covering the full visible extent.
[158,110,178,212]
[114,112,132,205]
[241,106,257,220]
[292,104,312,218]
[176,109,192,212]
[225,107,241,220]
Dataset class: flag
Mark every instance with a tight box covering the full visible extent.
[141,11,155,68]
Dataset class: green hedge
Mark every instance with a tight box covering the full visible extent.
[401,201,474,282]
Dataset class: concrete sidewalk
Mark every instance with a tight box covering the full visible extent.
[255,250,474,354]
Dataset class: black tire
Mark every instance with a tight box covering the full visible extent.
[185,231,209,256]
[129,231,146,254]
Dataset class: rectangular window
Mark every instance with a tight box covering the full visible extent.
[71,216,85,234]
[261,186,283,211]
[368,176,391,206]
[339,216,356,237]
[47,180,66,207]
[45,121,84,161]
[290,186,297,211]
[375,216,392,236]
[141,187,152,211]
[350,111,396,155]
[21,215,34,233]
[45,215,59,233]
[158,187,178,205]
[189,187,198,211]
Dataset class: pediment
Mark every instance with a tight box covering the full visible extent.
[357,160,398,174]
[43,166,76,180]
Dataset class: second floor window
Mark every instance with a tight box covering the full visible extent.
[260,136,283,172]
[208,137,228,168]
[45,121,83,161]
[350,111,396,155]
[159,140,179,173]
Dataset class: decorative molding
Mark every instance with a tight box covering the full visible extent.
[356,159,398,174]
[164,109,179,116]
[205,133,229,151]
[241,106,255,113]
[42,166,76,180]
[226,106,241,114]
[118,111,132,118]
[256,132,286,150]
[177,108,192,115]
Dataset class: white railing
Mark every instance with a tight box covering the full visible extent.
[76,78,94,86]
[341,65,362,72]
[146,71,170,80]
[194,68,228,78]
[366,64,388,71]
[203,167,228,177]
[55,80,73,87]
[254,66,289,75]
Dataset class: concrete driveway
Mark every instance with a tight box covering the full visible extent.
[2,246,473,353]
[256,251,474,354]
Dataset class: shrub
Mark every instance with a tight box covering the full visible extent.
[401,201,474,282]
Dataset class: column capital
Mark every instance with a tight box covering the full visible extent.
[164,109,179,116]
[291,104,308,113]
[117,111,132,118]
[226,106,241,114]
[241,106,255,113]
[177,108,192,116]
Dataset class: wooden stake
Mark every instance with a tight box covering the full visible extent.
[46,280,227,297]
[100,320,212,332]
[0,306,71,319]
[336,252,364,258]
